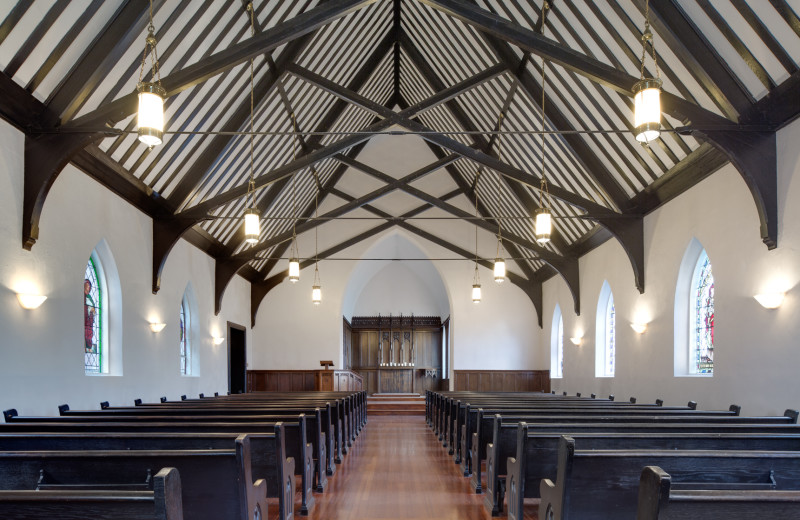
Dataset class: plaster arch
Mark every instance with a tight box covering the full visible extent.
[341,229,451,320]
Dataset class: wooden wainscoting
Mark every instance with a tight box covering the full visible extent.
[453,370,550,392]
[248,369,364,392]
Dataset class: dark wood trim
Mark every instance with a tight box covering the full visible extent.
[453,369,550,392]
[65,0,378,128]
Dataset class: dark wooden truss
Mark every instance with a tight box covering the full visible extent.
[1,0,798,326]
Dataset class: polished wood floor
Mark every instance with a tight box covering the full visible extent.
[277,415,538,520]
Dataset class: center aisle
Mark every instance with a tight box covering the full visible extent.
[291,415,536,520]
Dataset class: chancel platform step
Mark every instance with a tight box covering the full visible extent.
[367,394,426,416]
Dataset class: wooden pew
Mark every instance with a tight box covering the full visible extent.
[0,430,296,520]
[637,465,800,519]
[54,402,339,474]
[488,415,800,517]
[502,423,800,519]
[0,434,267,520]
[535,435,800,520]
[2,412,315,517]
[0,466,183,520]
[466,406,788,494]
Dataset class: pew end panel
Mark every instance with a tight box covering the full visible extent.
[538,436,574,520]
[507,423,529,520]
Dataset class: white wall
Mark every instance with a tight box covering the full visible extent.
[0,119,251,416]
[544,117,800,416]
[251,228,541,376]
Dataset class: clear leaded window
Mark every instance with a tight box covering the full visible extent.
[84,258,102,374]
[551,306,564,378]
[557,314,564,378]
[692,253,714,374]
[180,296,190,375]
[605,295,615,376]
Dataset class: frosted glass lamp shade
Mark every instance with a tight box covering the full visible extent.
[288,258,300,283]
[17,293,46,309]
[754,293,784,309]
[244,208,260,244]
[493,258,506,283]
[633,78,662,143]
[535,208,552,243]
[472,284,482,303]
[137,83,166,147]
[312,285,322,305]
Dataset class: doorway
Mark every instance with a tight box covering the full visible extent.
[227,322,247,394]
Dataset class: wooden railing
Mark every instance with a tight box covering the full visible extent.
[247,369,363,392]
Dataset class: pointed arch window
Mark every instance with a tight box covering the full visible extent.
[595,281,615,377]
[84,251,110,374]
[551,305,563,378]
[180,295,191,376]
[690,250,714,374]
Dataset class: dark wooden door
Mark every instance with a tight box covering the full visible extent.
[228,322,246,394]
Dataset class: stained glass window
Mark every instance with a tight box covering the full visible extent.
[180,297,190,375]
[551,306,563,378]
[605,295,615,376]
[84,258,102,374]
[692,253,714,374]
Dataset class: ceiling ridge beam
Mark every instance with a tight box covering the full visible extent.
[64,0,378,129]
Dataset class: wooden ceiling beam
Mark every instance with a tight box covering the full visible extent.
[65,0,378,129]
[415,0,731,127]
[645,0,752,119]
[47,0,153,124]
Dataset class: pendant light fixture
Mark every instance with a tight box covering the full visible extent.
[536,60,554,241]
[534,2,553,244]
[493,225,506,284]
[288,113,300,283]
[472,172,482,304]
[311,179,322,305]
[243,2,260,245]
[633,0,662,143]
[136,0,165,148]
[493,113,506,284]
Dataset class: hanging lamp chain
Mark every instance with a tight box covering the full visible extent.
[138,0,162,87]
[291,112,298,258]
[639,0,660,81]
[247,2,255,208]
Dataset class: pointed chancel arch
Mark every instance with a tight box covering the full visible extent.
[674,239,715,376]
[83,239,122,376]
[595,281,615,378]
[550,304,563,379]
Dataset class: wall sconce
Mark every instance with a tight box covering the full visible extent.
[630,322,648,334]
[754,292,784,309]
[149,322,166,333]
[17,293,47,309]
[569,336,582,346]
[212,336,225,345]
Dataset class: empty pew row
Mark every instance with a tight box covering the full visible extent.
[3,390,365,520]
[425,391,800,519]
[0,429,297,520]
[5,410,317,515]
[0,435,267,520]
[0,466,183,520]
[536,435,800,520]
[505,423,800,519]
[637,465,800,519]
